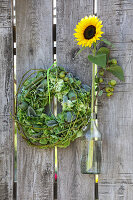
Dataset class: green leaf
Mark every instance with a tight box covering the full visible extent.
[28,106,36,116]
[63,95,68,103]
[17,94,22,104]
[32,132,42,138]
[81,84,91,92]
[19,102,28,111]
[67,73,73,78]
[97,47,110,58]
[37,79,47,90]
[33,125,43,132]
[98,90,103,96]
[40,113,47,119]
[51,135,58,139]
[69,78,74,83]
[46,120,58,127]
[54,127,62,134]
[36,108,44,113]
[88,54,106,67]
[68,91,76,101]
[101,38,114,47]
[65,112,76,122]
[39,139,48,144]
[107,65,125,81]
[76,130,83,138]
[58,139,70,148]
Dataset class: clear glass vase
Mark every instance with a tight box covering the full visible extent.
[81,120,102,174]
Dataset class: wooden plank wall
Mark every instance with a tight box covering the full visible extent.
[1,0,133,199]
[56,0,95,199]
[98,0,133,199]
[0,0,14,200]
[16,0,54,199]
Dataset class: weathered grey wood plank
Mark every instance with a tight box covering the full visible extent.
[16,0,54,199]
[0,0,14,200]
[97,1,133,199]
[56,0,95,199]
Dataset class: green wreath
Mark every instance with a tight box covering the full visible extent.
[15,66,91,148]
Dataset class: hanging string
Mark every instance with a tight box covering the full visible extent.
[47,62,57,110]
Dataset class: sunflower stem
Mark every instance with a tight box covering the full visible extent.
[87,43,97,171]
[91,43,96,120]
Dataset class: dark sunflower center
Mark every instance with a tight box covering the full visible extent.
[84,25,96,39]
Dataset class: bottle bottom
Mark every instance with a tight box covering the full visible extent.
[81,140,102,174]
[81,169,101,174]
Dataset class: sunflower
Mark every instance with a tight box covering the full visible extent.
[74,15,104,48]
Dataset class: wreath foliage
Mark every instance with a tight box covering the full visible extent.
[15,66,91,148]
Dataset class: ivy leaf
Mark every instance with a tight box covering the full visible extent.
[63,95,68,103]
[66,112,73,122]
[81,84,91,92]
[39,139,48,144]
[68,91,76,101]
[40,113,47,119]
[88,54,106,67]
[28,106,36,117]
[65,112,76,122]
[98,90,103,96]
[32,132,42,138]
[69,78,74,83]
[19,102,28,111]
[17,94,22,104]
[67,73,73,78]
[107,65,125,81]
[97,47,110,58]
[36,108,44,114]
[33,125,42,132]
[37,79,47,90]
[58,139,70,148]
[46,120,58,127]
[76,130,83,138]
[101,38,114,47]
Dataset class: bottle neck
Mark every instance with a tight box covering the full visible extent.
[83,120,102,140]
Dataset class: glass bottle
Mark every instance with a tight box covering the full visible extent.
[81,120,102,174]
